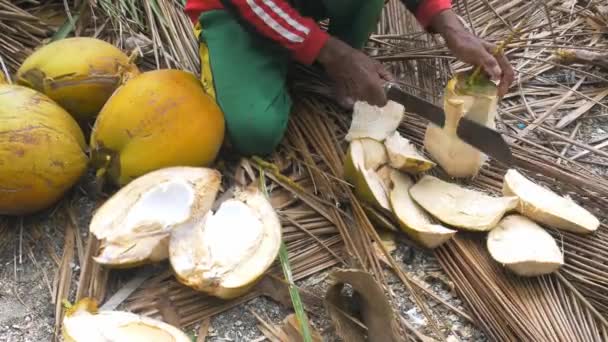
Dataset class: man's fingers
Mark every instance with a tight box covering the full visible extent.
[365,82,388,107]
[480,54,502,81]
[495,52,514,97]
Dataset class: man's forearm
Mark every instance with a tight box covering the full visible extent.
[428,9,469,40]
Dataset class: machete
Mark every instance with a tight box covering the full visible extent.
[384,83,513,165]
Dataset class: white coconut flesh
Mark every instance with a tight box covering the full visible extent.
[409,175,518,231]
[63,308,190,342]
[345,100,404,142]
[169,187,281,297]
[384,132,435,173]
[345,139,391,211]
[487,215,563,276]
[503,169,599,234]
[389,171,455,248]
[90,167,221,266]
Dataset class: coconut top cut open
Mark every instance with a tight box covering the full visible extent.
[487,215,563,276]
[62,298,190,342]
[345,100,404,142]
[410,175,518,231]
[90,167,221,268]
[169,185,281,299]
[384,132,435,174]
[503,169,599,234]
[423,72,498,178]
[389,171,456,248]
[344,139,392,211]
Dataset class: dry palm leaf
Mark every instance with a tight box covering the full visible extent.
[324,269,401,342]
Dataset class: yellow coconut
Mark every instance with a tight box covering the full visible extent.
[90,69,225,186]
[16,37,139,123]
[62,298,191,342]
[0,83,87,215]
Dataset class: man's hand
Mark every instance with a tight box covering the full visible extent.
[317,37,394,110]
[431,10,514,97]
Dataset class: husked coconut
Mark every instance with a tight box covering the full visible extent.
[384,132,435,173]
[389,171,456,248]
[410,175,518,231]
[343,139,391,211]
[345,101,404,142]
[424,72,498,178]
[487,215,563,276]
[502,169,599,234]
[169,186,281,299]
[62,298,190,342]
[90,167,221,268]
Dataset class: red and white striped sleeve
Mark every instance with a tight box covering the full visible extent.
[220,0,329,65]
[403,0,452,29]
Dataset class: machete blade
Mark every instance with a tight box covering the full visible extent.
[384,83,513,165]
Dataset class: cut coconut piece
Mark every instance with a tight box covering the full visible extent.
[487,215,563,276]
[90,167,221,268]
[389,171,456,248]
[410,175,518,231]
[384,132,435,174]
[62,298,191,342]
[424,72,498,178]
[344,139,391,211]
[345,100,404,142]
[503,169,599,234]
[169,186,281,299]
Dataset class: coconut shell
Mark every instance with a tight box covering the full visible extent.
[410,175,518,231]
[502,169,599,234]
[90,167,221,268]
[170,186,282,299]
[388,171,455,248]
[343,139,391,211]
[62,298,191,342]
[487,215,563,276]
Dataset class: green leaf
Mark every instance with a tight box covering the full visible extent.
[51,12,81,42]
[258,166,313,342]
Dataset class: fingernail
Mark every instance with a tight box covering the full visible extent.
[492,67,501,80]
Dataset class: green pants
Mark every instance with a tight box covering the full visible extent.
[197,0,385,156]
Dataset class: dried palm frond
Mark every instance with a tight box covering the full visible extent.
[0,1,64,76]
[87,0,199,73]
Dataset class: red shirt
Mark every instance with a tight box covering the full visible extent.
[186,0,451,65]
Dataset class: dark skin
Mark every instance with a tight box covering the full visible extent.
[317,9,515,109]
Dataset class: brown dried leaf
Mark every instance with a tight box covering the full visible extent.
[324,269,401,342]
